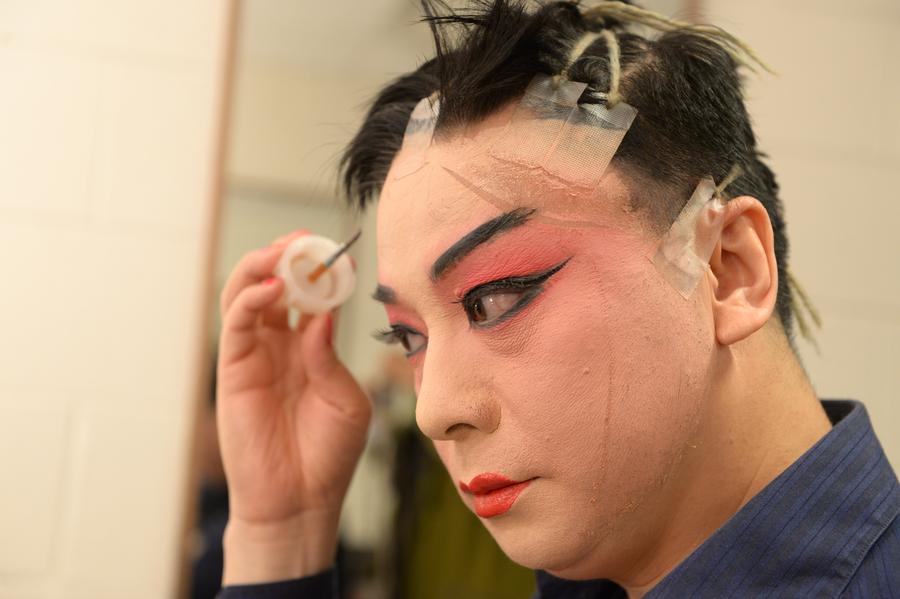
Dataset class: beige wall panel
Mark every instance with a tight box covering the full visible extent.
[0,223,202,401]
[799,309,900,469]
[0,49,100,217]
[228,67,387,193]
[0,1,225,63]
[0,0,233,597]
[58,401,191,597]
[706,0,900,469]
[775,153,900,305]
[93,64,219,233]
[708,1,900,164]
[0,400,69,576]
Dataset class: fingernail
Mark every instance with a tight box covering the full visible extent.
[263,277,279,286]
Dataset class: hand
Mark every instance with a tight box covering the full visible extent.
[216,230,371,583]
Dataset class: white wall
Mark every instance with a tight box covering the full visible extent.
[0,2,234,598]
[704,0,900,468]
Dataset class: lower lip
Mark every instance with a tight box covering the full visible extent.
[472,480,533,518]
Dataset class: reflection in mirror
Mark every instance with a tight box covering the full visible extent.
[193,2,695,598]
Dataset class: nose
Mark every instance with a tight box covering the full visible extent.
[415,340,501,441]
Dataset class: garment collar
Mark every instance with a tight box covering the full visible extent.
[535,400,900,598]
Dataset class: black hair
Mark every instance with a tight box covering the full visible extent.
[340,0,794,336]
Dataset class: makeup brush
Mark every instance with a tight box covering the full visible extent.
[307,229,362,284]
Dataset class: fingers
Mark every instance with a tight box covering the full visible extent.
[220,246,283,318]
[220,229,310,318]
[295,312,314,333]
[220,277,284,362]
[300,312,372,423]
[260,292,289,329]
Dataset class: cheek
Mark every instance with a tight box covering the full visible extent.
[593,261,715,507]
[466,255,635,474]
[488,241,712,497]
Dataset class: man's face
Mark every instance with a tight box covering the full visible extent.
[375,107,718,578]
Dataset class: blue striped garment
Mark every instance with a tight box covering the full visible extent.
[535,400,900,598]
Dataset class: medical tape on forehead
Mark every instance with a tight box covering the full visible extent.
[651,177,727,298]
[391,70,637,227]
[392,95,441,179]
[489,74,637,190]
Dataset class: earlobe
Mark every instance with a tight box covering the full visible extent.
[708,196,778,346]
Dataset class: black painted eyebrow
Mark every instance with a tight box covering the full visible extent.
[371,284,397,305]
[429,207,536,281]
[372,207,536,304]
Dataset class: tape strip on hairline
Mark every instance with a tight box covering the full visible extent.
[392,68,638,187]
[392,94,440,179]
[489,74,637,190]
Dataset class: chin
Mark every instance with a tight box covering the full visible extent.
[492,529,582,571]
[489,522,610,579]
[479,492,608,578]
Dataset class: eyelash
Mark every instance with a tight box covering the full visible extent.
[455,258,571,328]
[372,324,426,358]
[373,257,571,356]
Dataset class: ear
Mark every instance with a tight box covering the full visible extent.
[708,195,778,346]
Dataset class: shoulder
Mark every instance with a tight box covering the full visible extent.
[840,513,900,598]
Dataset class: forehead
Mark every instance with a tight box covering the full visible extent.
[376,103,639,277]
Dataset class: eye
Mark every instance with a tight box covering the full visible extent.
[459,258,571,328]
[373,324,427,357]
[467,291,530,324]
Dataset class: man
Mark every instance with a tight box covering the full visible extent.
[214,1,899,597]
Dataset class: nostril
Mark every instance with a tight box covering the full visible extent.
[445,422,476,437]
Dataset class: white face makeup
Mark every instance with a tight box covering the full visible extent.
[374,104,720,579]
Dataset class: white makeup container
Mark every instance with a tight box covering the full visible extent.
[274,235,356,314]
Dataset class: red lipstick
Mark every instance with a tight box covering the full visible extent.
[460,473,534,518]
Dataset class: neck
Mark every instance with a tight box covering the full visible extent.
[618,324,832,598]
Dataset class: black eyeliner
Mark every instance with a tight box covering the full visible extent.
[460,257,572,328]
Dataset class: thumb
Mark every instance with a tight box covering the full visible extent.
[300,312,371,423]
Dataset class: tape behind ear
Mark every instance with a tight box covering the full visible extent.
[651,177,727,298]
